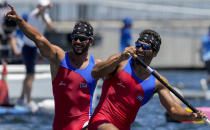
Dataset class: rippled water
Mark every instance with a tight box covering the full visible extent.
[0,70,210,130]
[0,114,53,130]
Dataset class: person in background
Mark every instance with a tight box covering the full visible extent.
[0,0,20,60]
[17,0,54,112]
[88,29,207,129]
[5,3,102,130]
[120,17,133,53]
[0,0,20,107]
[200,26,210,90]
[15,13,29,52]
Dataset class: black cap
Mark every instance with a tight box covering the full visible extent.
[72,21,93,37]
[138,29,161,53]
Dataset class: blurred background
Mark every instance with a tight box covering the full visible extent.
[6,0,210,68]
[1,0,210,130]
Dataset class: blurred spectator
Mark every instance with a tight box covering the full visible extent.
[17,0,54,112]
[120,17,133,53]
[15,13,29,53]
[201,26,210,89]
[0,0,20,62]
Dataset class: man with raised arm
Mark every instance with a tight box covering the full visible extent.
[5,4,102,130]
[88,29,207,129]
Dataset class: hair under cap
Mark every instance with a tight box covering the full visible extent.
[138,29,161,53]
[72,21,93,37]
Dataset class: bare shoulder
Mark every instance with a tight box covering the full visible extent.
[52,45,65,62]
[49,45,65,79]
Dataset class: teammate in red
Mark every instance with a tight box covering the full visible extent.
[88,29,207,129]
[5,4,102,130]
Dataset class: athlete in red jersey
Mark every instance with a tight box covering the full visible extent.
[89,29,207,130]
[5,4,102,130]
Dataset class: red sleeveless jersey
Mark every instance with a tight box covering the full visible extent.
[89,58,156,129]
[52,52,96,130]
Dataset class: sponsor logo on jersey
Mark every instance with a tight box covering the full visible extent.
[137,94,144,101]
[80,83,88,88]
[58,81,67,86]
[117,82,126,88]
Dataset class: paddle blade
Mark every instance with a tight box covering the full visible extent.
[203,118,210,126]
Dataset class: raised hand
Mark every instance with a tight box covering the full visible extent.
[5,4,19,22]
[47,2,53,8]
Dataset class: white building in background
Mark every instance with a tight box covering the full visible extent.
[6,0,210,68]
[10,0,210,21]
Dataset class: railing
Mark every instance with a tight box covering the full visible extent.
[9,0,210,21]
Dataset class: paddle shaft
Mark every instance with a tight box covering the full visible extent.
[136,57,198,112]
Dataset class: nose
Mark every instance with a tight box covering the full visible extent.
[138,47,144,52]
[74,38,82,43]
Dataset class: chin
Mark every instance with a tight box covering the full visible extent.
[73,45,89,55]
[73,49,88,55]
[74,51,83,55]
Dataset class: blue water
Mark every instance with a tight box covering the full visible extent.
[0,70,210,130]
[132,97,210,130]
[0,114,53,130]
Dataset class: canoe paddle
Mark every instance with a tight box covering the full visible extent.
[136,57,210,126]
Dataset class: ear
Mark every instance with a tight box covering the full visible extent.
[89,37,94,46]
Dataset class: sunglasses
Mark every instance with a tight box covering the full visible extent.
[135,41,151,50]
[72,35,90,42]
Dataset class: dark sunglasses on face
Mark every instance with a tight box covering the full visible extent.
[135,41,151,50]
[72,35,90,42]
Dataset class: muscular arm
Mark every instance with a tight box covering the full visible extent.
[18,17,58,59]
[91,54,120,79]
[94,58,104,65]
[91,54,126,79]
[92,46,136,79]
[156,75,205,121]
[5,4,62,62]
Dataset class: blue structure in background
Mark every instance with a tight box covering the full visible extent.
[120,17,133,53]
